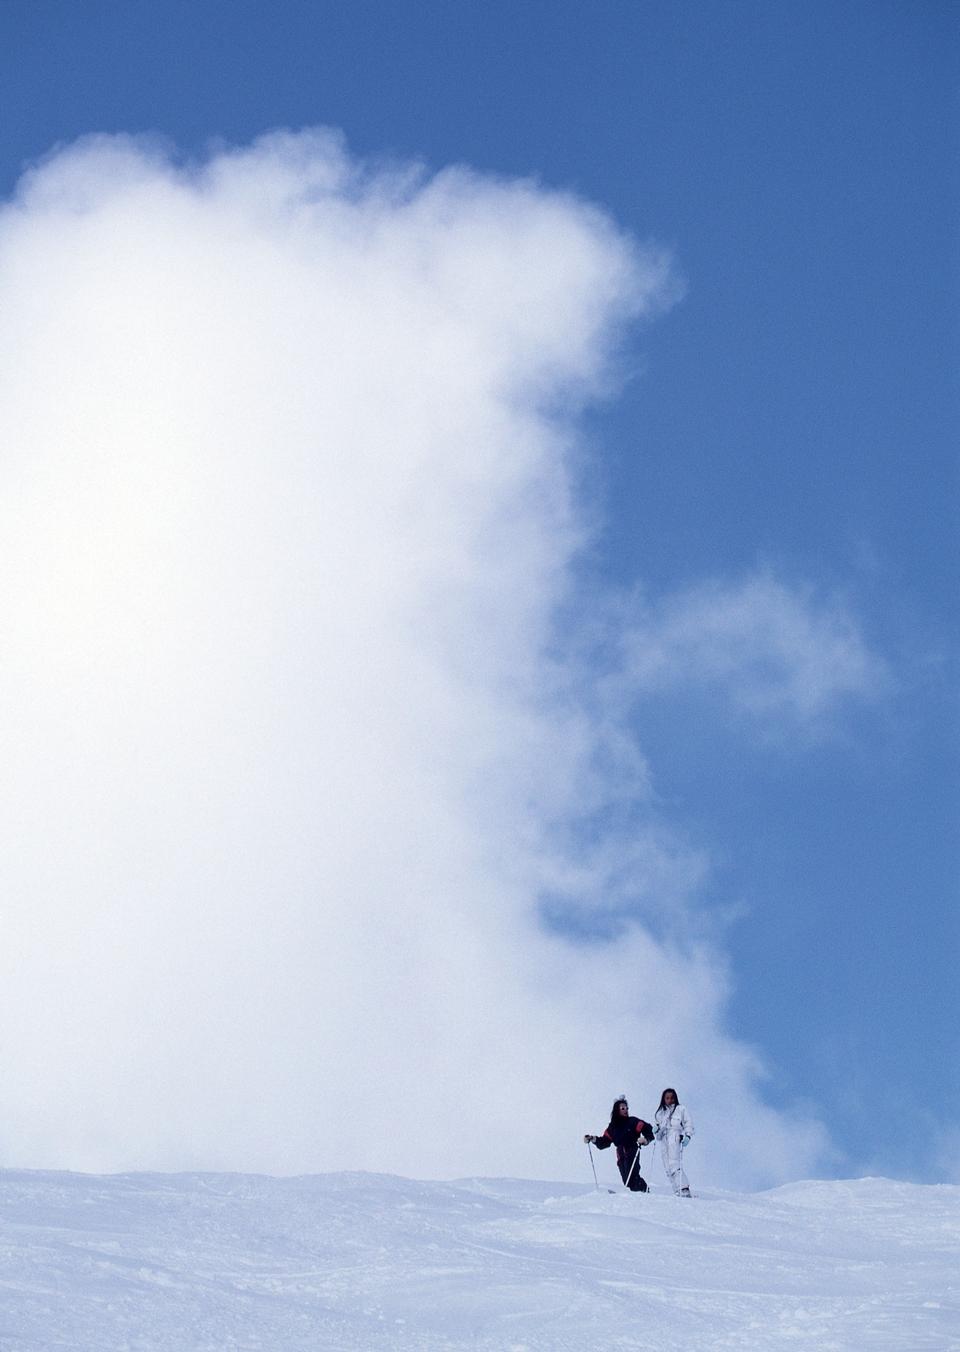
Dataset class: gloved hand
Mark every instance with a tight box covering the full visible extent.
[584,1134,595,1144]
[681,1135,691,1148]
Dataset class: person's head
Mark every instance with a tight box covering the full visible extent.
[609,1094,629,1123]
[658,1088,679,1113]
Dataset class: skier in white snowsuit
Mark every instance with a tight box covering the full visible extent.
[654,1087,694,1197]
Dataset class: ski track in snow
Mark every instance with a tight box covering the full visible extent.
[0,1170,956,1350]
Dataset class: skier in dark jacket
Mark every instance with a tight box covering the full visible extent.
[584,1095,654,1191]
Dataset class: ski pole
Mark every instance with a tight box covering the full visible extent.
[587,1140,600,1191]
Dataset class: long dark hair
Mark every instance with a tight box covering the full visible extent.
[608,1095,629,1128]
[657,1087,679,1115]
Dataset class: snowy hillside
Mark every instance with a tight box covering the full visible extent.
[0,1169,956,1350]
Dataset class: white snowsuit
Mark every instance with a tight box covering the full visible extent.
[655,1103,694,1194]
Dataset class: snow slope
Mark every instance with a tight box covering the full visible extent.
[0,1169,956,1350]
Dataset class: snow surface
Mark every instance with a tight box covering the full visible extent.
[0,1169,956,1350]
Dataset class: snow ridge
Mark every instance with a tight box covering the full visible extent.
[0,1169,956,1350]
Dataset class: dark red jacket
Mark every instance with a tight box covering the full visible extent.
[593,1115,654,1172]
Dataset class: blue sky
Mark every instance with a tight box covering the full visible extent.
[0,1,955,1183]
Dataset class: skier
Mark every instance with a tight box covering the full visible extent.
[584,1095,654,1192]
[654,1087,694,1197]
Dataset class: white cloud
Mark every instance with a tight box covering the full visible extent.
[617,572,887,733]
[0,130,831,1187]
